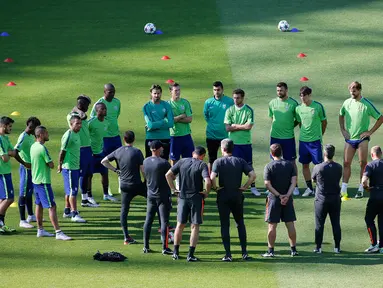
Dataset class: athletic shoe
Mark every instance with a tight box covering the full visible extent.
[143,247,152,253]
[365,244,379,253]
[313,248,322,254]
[37,229,54,237]
[379,248,383,254]
[291,250,299,257]
[1,225,16,233]
[81,199,100,207]
[250,187,261,196]
[172,253,179,260]
[355,191,364,199]
[26,215,36,223]
[87,197,99,206]
[56,231,72,241]
[293,187,300,196]
[71,214,86,223]
[124,236,137,245]
[341,192,351,202]
[63,212,72,218]
[302,188,314,197]
[0,227,4,233]
[334,248,341,254]
[103,195,118,202]
[262,251,275,258]
[19,220,34,229]
[242,253,252,261]
[222,255,232,262]
[186,255,199,262]
[162,248,173,255]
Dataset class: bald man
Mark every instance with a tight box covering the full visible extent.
[90,84,121,198]
[362,146,383,253]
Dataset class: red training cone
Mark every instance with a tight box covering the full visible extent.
[161,56,171,60]
[166,79,175,84]
[300,77,309,82]
[4,58,14,63]
[297,53,306,58]
[7,81,16,86]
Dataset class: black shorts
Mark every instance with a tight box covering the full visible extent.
[265,196,296,223]
[177,194,204,225]
[120,182,147,198]
[206,138,223,164]
[145,139,170,160]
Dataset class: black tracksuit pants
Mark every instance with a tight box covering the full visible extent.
[364,198,383,248]
[314,196,341,249]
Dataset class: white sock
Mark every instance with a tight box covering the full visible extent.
[358,183,364,192]
[341,182,348,192]
[81,194,88,200]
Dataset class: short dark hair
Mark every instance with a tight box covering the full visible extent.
[221,138,234,154]
[277,82,288,90]
[150,84,162,93]
[193,146,206,156]
[324,144,335,159]
[69,114,81,122]
[348,81,362,91]
[270,143,282,157]
[300,86,312,96]
[26,117,41,127]
[77,94,91,104]
[0,116,14,126]
[233,88,245,97]
[169,82,180,91]
[35,126,47,137]
[124,130,135,144]
[213,81,223,89]
[95,102,106,111]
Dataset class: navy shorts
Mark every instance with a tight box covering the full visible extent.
[270,137,297,161]
[19,165,33,197]
[103,135,122,155]
[345,137,370,150]
[0,173,14,199]
[170,134,195,161]
[80,146,93,177]
[93,153,108,174]
[62,169,80,196]
[299,140,323,165]
[265,196,296,223]
[233,144,253,166]
[34,184,56,208]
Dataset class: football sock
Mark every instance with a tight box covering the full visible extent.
[26,195,34,216]
[291,246,297,252]
[87,190,93,198]
[18,196,26,220]
[64,207,70,215]
[188,246,196,257]
[174,245,180,255]
[306,180,313,191]
[341,182,348,193]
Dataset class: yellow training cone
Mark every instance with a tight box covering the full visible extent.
[10,111,20,116]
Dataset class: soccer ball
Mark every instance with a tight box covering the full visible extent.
[144,23,156,34]
[278,20,289,32]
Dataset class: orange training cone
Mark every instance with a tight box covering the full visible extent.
[7,81,16,86]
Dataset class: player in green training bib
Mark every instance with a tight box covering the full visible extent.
[268,82,300,196]
[168,83,194,166]
[295,86,327,197]
[58,114,85,223]
[224,88,259,196]
[15,117,41,228]
[339,81,383,200]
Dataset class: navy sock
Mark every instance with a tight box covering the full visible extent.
[188,246,196,257]
[306,180,313,190]
[174,245,180,254]
[18,196,26,220]
[64,207,70,215]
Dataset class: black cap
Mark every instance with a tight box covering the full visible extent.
[77,94,91,104]
[324,144,335,159]
[194,146,206,156]
[149,140,163,150]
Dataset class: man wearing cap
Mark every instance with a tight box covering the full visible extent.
[165,146,211,262]
[210,138,256,262]
[91,83,121,196]
[311,144,343,254]
[143,84,174,160]
[361,146,383,253]
[142,140,173,255]
[101,130,146,245]
[67,94,98,207]
[295,86,327,197]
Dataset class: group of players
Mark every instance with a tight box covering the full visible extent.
[0,80,382,260]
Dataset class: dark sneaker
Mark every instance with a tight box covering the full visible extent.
[142,247,152,253]
[291,250,299,257]
[172,253,179,260]
[124,236,137,245]
[355,191,364,199]
[313,248,322,254]
[222,255,232,262]
[186,255,199,262]
[242,253,252,261]
[262,251,275,258]
[162,248,173,255]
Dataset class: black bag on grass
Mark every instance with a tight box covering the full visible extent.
[93,251,127,262]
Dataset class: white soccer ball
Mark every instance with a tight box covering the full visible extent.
[278,20,290,32]
[144,23,156,34]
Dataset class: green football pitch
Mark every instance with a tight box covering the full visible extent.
[1,0,382,287]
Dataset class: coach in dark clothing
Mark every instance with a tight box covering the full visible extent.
[165,146,211,262]
[101,130,146,245]
[312,144,343,254]
[362,146,383,253]
[263,143,298,257]
[142,140,172,255]
[210,138,256,262]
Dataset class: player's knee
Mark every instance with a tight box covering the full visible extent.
[359,160,367,168]
[343,160,352,168]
